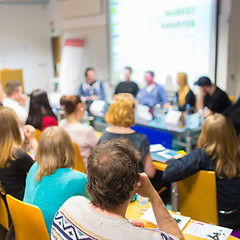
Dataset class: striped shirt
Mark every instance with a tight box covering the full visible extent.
[51,196,178,240]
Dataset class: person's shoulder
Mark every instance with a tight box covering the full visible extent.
[14,149,33,161]
[131,132,148,141]
[62,195,89,211]
[58,119,67,127]
[27,162,39,177]
[188,148,208,161]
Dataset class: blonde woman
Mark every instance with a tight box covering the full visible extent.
[59,95,98,169]
[175,72,195,111]
[163,114,240,230]
[0,107,34,201]
[23,126,88,235]
[98,93,156,179]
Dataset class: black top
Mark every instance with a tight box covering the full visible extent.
[162,148,240,230]
[98,131,149,172]
[204,87,231,113]
[0,149,34,201]
[176,89,196,111]
[114,81,139,97]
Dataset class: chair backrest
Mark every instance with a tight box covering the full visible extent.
[6,194,49,240]
[35,129,42,142]
[73,141,86,173]
[0,194,9,230]
[178,170,218,225]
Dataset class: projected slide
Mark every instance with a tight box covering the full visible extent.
[109,0,216,88]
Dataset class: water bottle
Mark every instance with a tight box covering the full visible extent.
[172,96,179,111]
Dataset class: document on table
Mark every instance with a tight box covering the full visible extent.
[141,206,190,231]
[150,144,165,152]
[156,150,174,159]
[183,220,232,240]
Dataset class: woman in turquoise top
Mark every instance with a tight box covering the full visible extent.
[23,126,88,235]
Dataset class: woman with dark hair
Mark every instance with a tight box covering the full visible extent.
[59,95,98,168]
[26,89,58,131]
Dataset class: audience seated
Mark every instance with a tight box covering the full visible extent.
[59,95,98,168]
[51,138,184,240]
[114,66,139,97]
[98,93,156,179]
[2,80,28,128]
[26,89,58,131]
[23,126,89,235]
[162,114,240,230]
[195,76,231,118]
[175,72,195,112]
[137,71,170,111]
[0,107,34,202]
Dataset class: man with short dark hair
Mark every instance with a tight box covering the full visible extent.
[78,67,106,101]
[137,71,169,109]
[51,138,183,240]
[2,80,27,126]
[195,76,231,118]
[114,66,139,97]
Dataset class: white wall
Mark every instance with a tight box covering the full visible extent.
[58,0,111,97]
[216,0,240,98]
[0,4,53,94]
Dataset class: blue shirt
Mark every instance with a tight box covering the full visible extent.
[137,83,169,108]
[23,162,88,235]
[78,80,106,100]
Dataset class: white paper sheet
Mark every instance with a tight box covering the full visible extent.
[150,144,165,152]
[156,150,173,159]
[141,206,190,231]
[183,220,232,240]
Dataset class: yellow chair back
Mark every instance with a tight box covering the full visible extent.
[35,129,42,142]
[6,194,49,240]
[95,131,102,139]
[178,170,218,225]
[229,95,235,104]
[0,194,9,230]
[73,141,86,173]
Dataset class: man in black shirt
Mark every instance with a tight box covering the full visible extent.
[195,76,231,118]
[114,66,139,97]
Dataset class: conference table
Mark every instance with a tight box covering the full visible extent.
[126,201,238,240]
[135,112,202,153]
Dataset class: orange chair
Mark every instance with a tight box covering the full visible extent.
[0,194,9,230]
[35,129,42,142]
[73,141,86,173]
[6,194,49,240]
[178,170,218,225]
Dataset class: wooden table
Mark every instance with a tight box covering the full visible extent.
[126,201,238,240]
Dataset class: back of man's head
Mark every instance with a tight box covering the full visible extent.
[5,80,22,98]
[87,138,140,209]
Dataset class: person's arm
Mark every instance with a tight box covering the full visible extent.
[162,149,203,182]
[196,88,205,110]
[158,85,169,107]
[99,82,106,100]
[23,125,38,155]
[137,173,184,240]
[86,127,98,149]
[143,152,156,179]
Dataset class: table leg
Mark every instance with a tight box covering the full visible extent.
[171,182,179,212]
[186,130,191,153]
